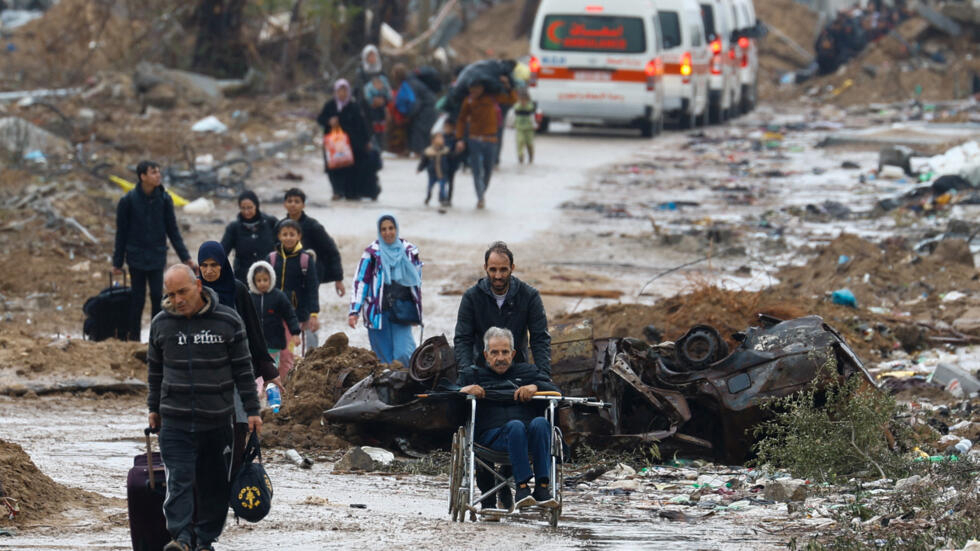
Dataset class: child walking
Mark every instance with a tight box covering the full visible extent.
[247,260,301,391]
[268,219,320,378]
[417,133,452,207]
[513,88,537,164]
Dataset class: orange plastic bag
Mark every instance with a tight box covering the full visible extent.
[323,129,354,170]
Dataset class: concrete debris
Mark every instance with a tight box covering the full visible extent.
[0,117,70,157]
[334,446,394,471]
[764,479,809,502]
[190,116,228,134]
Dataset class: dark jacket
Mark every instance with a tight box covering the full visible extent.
[233,280,278,382]
[456,362,559,436]
[417,144,451,181]
[113,185,190,271]
[454,276,551,375]
[221,213,279,283]
[281,213,344,284]
[404,76,438,155]
[269,243,319,322]
[147,286,260,431]
[317,99,371,158]
[250,288,299,351]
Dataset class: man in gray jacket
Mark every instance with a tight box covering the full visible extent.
[148,264,262,551]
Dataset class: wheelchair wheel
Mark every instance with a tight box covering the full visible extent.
[448,427,465,518]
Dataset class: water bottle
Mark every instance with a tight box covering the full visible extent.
[265,383,281,414]
[954,439,973,455]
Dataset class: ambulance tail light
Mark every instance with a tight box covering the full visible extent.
[710,39,723,75]
[529,56,541,87]
[645,58,661,91]
[680,52,692,84]
[738,36,750,68]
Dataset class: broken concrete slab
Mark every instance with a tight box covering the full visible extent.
[820,123,980,153]
[334,447,377,471]
[764,479,808,502]
[0,117,70,157]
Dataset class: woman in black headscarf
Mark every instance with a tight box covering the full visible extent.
[197,241,281,475]
[220,190,279,283]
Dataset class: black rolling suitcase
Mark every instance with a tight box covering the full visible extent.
[83,271,133,341]
[127,427,169,551]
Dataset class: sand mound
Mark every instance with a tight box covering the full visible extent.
[261,333,383,450]
[0,438,112,526]
[0,329,146,395]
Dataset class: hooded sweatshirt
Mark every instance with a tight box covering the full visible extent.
[147,286,260,431]
[247,261,301,350]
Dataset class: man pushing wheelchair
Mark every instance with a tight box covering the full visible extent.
[456,327,559,510]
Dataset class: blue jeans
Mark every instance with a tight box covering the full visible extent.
[467,139,496,201]
[427,176,448,202]
[159,423,233,546]
[368,311,416,367]
[477,417,551,484]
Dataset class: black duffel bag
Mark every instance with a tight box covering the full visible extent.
[229,432,273,523]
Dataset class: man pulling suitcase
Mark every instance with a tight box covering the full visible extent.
[146,264,261,551]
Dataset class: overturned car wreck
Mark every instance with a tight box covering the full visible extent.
[324,315,874,463]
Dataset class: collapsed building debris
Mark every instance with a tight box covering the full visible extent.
[324,316,873,464]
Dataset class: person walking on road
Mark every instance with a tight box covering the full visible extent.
[392,63,438,157]
[317,79,374,200]
[453,241,551,375]
[148,264,262,551]
[348,215,422,367]
[247,260,301,381]
[281,188,345,301]
[220,190,279,283]
[268,219,320,378]
[112,160,195,342]
[513,88,537,164]
[454,78,517,208]
[197,241,282,481]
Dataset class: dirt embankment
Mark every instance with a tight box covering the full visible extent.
[0,438,115,527]
[261,333,385,451]
[557,234,980,362]
[450,0,530,63]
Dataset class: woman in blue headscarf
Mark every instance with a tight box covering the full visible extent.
[347,215,422,366]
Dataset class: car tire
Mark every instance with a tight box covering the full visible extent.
[536,117,550,134]
[639,119,654,138]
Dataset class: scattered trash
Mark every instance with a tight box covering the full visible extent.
[285,449,312,469]
[182,197,215,215]
[190,115,228,134]
[831,289,857,308]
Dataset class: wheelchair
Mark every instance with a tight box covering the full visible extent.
[447,391,607,527]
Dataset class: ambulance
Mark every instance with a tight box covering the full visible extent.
[654,0,711,128]
[528,0,666,137]
[731,0,760,113]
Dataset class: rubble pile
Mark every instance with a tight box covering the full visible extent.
[0,331,146,396]
[261,333,383,451]
[756,0,819,101]
[0,437,112,525]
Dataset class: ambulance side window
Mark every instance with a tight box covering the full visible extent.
[658,11,681,49]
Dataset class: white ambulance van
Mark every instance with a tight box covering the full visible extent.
[699,0,739,123]
[653,0,711,128]
[731,0,761,113]
[528,0,666,138]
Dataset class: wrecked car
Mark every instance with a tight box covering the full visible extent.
[324,315,875,463]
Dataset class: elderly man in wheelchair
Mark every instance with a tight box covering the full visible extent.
[457,326,560,511]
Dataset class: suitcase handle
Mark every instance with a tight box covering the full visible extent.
[109,270,128,288]
[144,426,159,489]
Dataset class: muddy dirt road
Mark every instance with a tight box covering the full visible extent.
[0,396,787,550]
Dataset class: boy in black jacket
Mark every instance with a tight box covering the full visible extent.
[417,133,451,206]
[281,188,345,298]
[268,219,319,377]
[457,327,560,510]
[247,260,300,381]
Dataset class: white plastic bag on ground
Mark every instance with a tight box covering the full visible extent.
[183,197,214,215]
[191,116,228,133]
